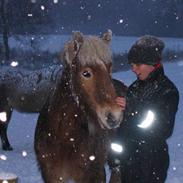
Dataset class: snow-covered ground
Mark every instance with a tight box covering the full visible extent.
[8,34,183,54]
[0,60,182,183]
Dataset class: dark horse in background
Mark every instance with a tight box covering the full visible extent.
[34,30,126,183]
[0,65,62,150]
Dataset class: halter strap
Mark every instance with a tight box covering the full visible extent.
[69,45,82,107]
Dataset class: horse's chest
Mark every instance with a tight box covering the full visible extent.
[66,138,105,168]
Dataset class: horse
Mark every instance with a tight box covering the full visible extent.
[34,30,125,183]
[0,65,62,150]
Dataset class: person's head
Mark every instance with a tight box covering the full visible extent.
[128,35,165,80]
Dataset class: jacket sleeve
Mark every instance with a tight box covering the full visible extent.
[133,88,179,142]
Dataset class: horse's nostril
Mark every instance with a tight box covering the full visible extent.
[107,112,113,121]
[107,112,116,127]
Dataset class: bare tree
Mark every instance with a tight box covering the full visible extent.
[0,0,10,63]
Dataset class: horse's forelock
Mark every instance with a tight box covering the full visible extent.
[77,36,112,66]
[62,35,112,67]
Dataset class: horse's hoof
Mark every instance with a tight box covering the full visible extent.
[2,146,13,151]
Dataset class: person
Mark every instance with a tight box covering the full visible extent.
[111,35,179,183]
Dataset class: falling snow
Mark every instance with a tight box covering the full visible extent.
[40,5,45,10]
[0,36,183,183]
[53,0,58,4]
[89,155,95,161]
[22,151,27,157]
[119,19,124,24]
[0,155,7,161]
[10,61,19,67]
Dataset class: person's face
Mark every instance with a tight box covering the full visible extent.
[130,63,155,80]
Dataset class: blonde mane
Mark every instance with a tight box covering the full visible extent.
[78,36,112,66]
[62,30,112,66]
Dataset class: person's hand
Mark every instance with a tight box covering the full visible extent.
[115,97,126,110]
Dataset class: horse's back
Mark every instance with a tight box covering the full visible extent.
[0,65,62,112]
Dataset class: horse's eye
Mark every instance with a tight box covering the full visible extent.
[82,70,92,78]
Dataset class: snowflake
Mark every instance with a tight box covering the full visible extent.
[10,61,19,67]
[80,6,85,10]
[173,166,176,171]
[70,138,74,141]
[53,0,58,4]
[119,19,124,24]
[97,4,101,8]
[22,151,27,157]
[0,154,7,161]
[89,155,95,161]
[31,0,36,3]
[41,5,45,10]
[87,15,92,20]
[28,14,33,17]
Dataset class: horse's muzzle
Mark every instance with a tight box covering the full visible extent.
[106,112,122,129]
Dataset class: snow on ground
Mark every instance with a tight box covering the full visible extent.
[0,60,182,183]
[8,34,183,54]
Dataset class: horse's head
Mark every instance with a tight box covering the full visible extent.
[61,30,123,129]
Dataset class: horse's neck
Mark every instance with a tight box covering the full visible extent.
[51,71,102,143]
[55,68,77,105]
[49,70,82,132]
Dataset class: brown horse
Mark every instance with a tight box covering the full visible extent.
[34,30,125,183]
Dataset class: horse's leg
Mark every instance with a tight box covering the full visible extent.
[0,109,13,151]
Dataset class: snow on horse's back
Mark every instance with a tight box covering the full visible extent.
[0,64,62,150]
[0,65,62,111]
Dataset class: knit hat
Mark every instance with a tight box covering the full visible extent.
[128,35,165,65]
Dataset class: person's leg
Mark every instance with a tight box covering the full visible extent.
[150,148,169,183]
[120,157,140,183]
[137,147,169,183]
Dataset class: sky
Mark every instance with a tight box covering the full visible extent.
[1,0,183,37]
[0,35,182,183]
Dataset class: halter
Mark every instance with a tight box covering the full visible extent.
[69,44,82,107]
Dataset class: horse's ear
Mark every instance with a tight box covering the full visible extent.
[72,31,84,49]
[63,32,84,64]
[102,29,112,44]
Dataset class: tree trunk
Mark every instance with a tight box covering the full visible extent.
[1,0,10,63]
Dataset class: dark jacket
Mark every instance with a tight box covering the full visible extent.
[117,66,179,183]
[120,66,179,150]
